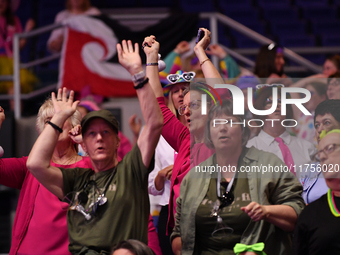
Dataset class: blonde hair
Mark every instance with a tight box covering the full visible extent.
[167,83,189,119]
[36,98,82,134]
[66,0,91,11]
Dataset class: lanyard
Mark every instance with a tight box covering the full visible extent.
[217,170,235,197]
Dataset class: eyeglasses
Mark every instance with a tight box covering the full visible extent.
[264,97,281,107]
[167,71,195,84]
[316,143,340,160]
[256,84,284,90]
[178,99,201,115]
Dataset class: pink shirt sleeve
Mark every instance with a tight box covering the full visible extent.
[157,97,189,152]
[148,214,162,255]
[0,157,28,189]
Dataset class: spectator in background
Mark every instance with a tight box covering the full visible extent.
[293,130,340,255]
[77,100,132,160]
[327,72,340,100]
[235,75,261,138]
[47,0,100,52]
[321,54,340,78]
[290,81,327,145]
[300,100,340,204]
[160,40,240,82]
[0,0,37,105]
[247,85,317,172]
[254,43,293,87]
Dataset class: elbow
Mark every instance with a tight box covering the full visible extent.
[26,157,46,176]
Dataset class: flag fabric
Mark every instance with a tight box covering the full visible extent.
[59,14,199,97]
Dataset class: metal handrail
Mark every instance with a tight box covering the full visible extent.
[10,12,332,119]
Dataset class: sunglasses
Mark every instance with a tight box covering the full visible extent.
[167,71,195,84]
[218,182,234,210]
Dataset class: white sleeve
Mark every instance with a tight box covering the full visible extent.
[148,145,165,196]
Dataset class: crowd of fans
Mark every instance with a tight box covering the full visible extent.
[1,0,340,255]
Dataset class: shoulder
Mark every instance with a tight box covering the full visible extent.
[86,7,101,15]
[55,10,70,22]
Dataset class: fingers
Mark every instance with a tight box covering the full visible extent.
[122,40,129,53]
[142,35,156,49]
[241,202,264,222]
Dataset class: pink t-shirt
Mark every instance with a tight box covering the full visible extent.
[17,157,92,255]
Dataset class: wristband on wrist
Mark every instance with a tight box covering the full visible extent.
[146,63,158,66]
[47,121,63,133]
[134,77,149,90]
[200,58,211,67]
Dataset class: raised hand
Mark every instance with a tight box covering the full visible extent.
[206,44,227,59]
[69,124,83,144]
[117,40,143,76]
[51,87,79,120]
[142,35,160,62]
[174,41,190,55]
[195,27,211,51]
[129,114,142,138]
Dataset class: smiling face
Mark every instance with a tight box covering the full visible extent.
[315,113,340,143]
[82,118,120,167]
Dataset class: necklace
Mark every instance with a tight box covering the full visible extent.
[327,189,340,217]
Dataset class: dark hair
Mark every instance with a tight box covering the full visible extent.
[328,71,340,83]
[307,81,327,98]
[314,99,340,124]
[112,240,155,255]
[205,100,250,148]
[2,0,15,26]
[326,55,340,72]
[254,44,283,78]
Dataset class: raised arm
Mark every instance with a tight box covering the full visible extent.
[117,40,163,169]
[194,28,224,85]
[26,88,79,199]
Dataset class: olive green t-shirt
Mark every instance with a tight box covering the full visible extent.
[60,145,153,254]
[195,171,251,255]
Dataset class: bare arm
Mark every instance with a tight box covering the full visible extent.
[27,88,79,199]
[194,28,224,85]
[117,40,163,168]
[241,202,297,232]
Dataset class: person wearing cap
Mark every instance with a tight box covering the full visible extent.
[27,38,163,254]
[77,100,132,160]
[292,129,340,254]
[246,85,317,172]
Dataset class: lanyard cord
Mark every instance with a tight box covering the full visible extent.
[217,170,235,197]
